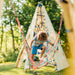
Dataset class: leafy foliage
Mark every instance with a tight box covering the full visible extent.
[0,50,19,63]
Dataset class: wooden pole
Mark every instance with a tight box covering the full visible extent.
[55,0,75,74]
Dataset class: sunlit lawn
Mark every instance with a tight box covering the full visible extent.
[0,62,70,75]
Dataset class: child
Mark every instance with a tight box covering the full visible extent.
[30,31,53,61]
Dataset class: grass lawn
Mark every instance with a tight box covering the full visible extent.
[0,62,69,75]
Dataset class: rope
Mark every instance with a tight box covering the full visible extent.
[9,0,37,68]
[59,14,63,31]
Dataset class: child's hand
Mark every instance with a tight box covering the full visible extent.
[49,42,54,46]
[30,47,32,50]
[52,44,54,46]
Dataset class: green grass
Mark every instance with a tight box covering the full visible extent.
[0,62,69,75]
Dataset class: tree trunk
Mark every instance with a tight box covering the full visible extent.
[0,24,4,51]
[5,34,7,52]
[0,0,4,51]
[10,20,15,52]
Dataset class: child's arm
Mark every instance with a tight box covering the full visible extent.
[30,40,34,50]
[30,35,37,50]
[48,41,54,46]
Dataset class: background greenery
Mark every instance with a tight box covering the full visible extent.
[0,0,71,63]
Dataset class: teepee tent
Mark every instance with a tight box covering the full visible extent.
[16,3,69,71]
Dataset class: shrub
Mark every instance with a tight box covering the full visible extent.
[0,50,19,63]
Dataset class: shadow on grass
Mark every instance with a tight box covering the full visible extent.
[0,63,15,72]
[25,66,66,75]
[26,70,64,75]
[38,70,64,75]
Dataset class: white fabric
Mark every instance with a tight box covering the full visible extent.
[24,57,29,70]
[15,45,27,67]
[26,6,38,41]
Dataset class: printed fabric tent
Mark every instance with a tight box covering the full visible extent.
[16,3,69,71]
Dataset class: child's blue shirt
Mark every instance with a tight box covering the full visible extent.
[32,36,49,47]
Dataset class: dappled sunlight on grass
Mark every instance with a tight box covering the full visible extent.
[0,62,70,75]
[0,62,15,72]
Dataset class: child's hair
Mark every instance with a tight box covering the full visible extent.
[38,31,48,41]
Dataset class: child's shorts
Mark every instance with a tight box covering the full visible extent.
[32,44,43,54]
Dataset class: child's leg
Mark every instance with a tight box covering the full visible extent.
[32,54,35,61]
[25,69,28,72]
[40,46,46,58]
[32,46,37,61]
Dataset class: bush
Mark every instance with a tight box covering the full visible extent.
[0,53,5,63]
[0,50,19,63]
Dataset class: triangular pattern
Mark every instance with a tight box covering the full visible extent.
[16,4,69,71]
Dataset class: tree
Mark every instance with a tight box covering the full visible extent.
[0,23,4,51]
[2,0,16,52]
